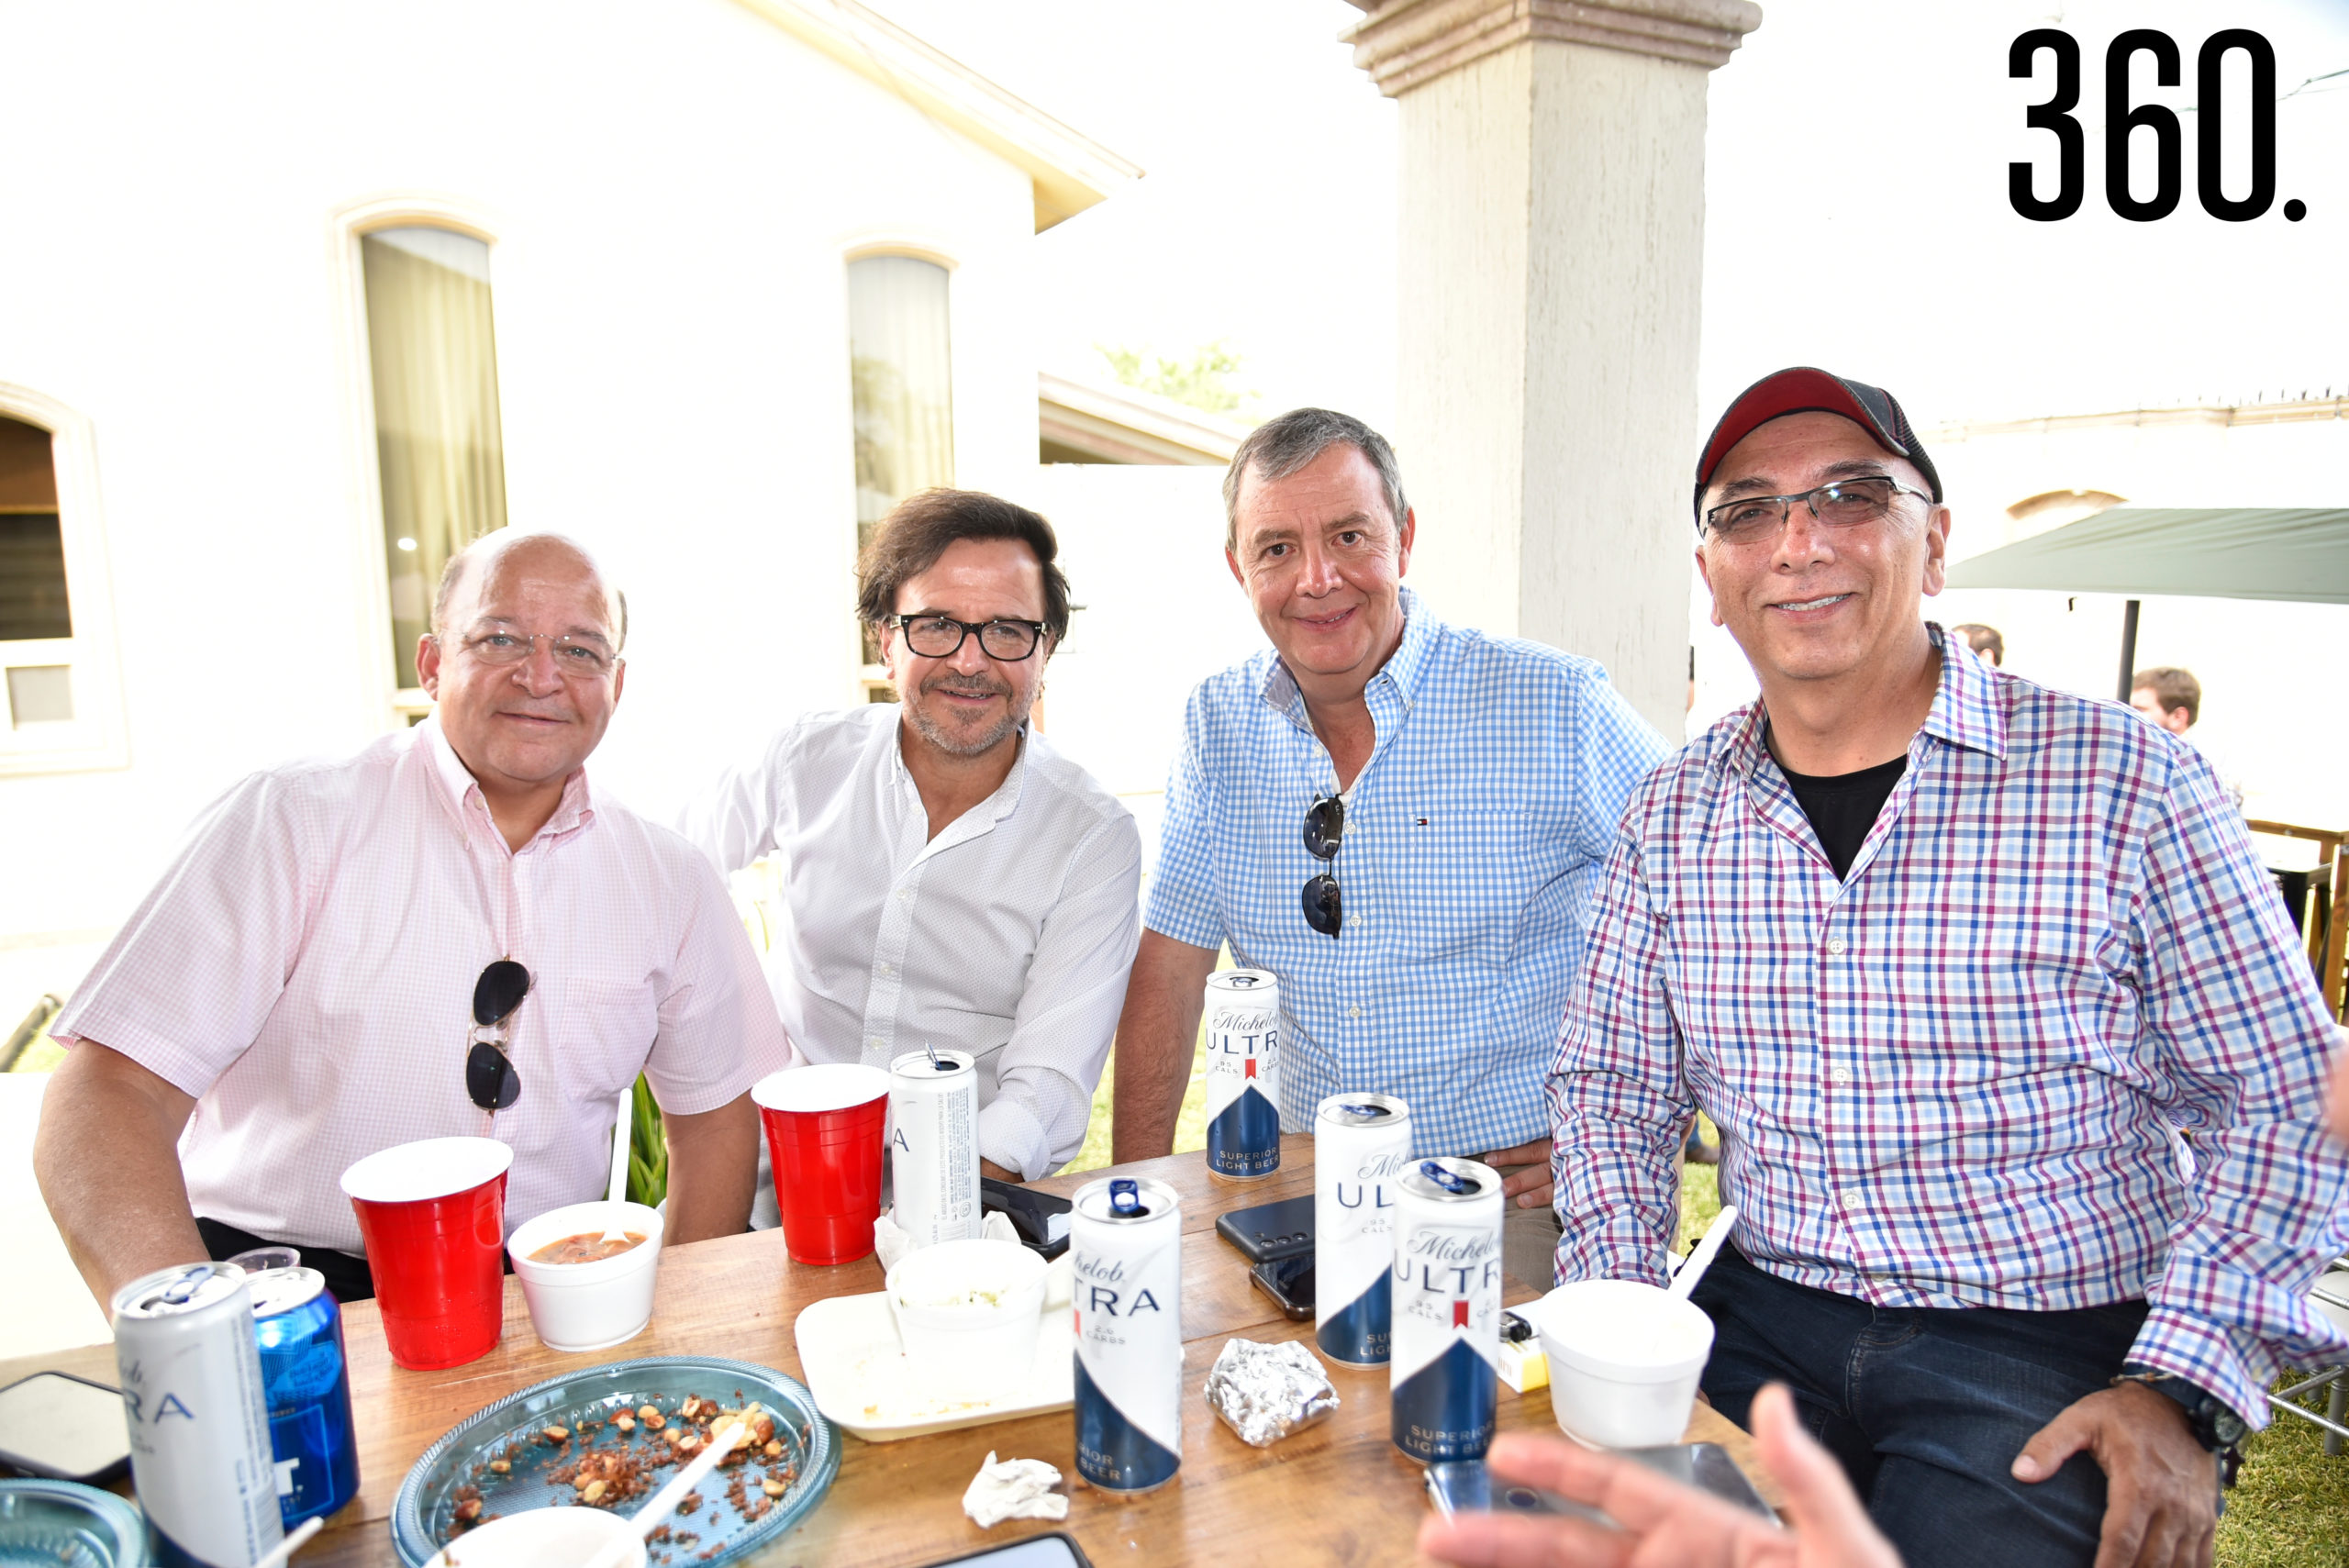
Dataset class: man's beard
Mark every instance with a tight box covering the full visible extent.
[905,674,1030,758]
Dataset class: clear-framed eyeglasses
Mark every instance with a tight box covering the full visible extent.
[888,614,1050,662]
[1702,476,1932,547]
[459,628,619,678]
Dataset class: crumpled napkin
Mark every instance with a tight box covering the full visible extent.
[962,1450,1068,1527]
[874,1208,1023,1274]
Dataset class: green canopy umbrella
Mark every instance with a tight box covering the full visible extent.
[1943,507,2349,697]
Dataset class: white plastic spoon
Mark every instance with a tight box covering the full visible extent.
[602,1090,632,1244]
[582,1418,751,1568]
[1668,1204,1739,1303]
[250,1516,323,1568]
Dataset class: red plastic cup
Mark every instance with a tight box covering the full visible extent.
[340,1137,514,1370]
[754,1065,891,1265]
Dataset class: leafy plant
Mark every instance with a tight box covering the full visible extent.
[1097,339,1251,417]
[626,1073,668,1209]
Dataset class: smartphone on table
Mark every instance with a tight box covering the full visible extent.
[1214,1193,1314,1263]
[1248,1253,1315,1320]
[0,1371,132,1484]
[917,1530,1093,1567]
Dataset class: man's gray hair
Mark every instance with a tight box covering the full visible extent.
[432,529,629,651]
[1221,407,1409,551]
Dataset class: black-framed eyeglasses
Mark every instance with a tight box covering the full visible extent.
[888,615,1050,662]
[458,628,619,678]
[1701,475,1932,547]
[465,959,532,1113]
[1301,795,1344,940]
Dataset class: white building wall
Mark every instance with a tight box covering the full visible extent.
[0,0,1046,951]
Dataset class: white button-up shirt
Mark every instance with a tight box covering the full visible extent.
[55,718,791,1255]
[677,705,1141,1179]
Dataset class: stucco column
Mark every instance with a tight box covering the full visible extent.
[1346,0,1761,734]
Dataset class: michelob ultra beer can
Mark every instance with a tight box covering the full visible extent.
[1315,1093,1412,1367]
[890,1048,981,1247]
[1390,1158,1504,1464]
[247,1267,361,1529]
[1072,1176,1184,1494]
[112,1262,286,1568]
[1203,969,1281,1182]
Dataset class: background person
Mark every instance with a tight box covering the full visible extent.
[1549,368,2349,1568]
[1951,621,2004,666]
[1111,407,1666,1285]
[34,532,785,1307]
[2131,665,2243,809]
[678,489,1140,1185]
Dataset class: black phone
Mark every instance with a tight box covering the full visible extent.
[980,1177,1073,1260]
[1215,1193,1315,1263]
[916,1530,1093,1567]
[1248,1254,1315,1320]
[0,1371,131,1484]
[1424,1460,1615,1527]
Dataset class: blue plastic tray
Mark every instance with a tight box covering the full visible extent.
[391,1355,838,1568]
[0,1480,147,1568]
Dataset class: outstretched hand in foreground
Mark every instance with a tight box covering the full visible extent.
[1419,1383,1901,1568]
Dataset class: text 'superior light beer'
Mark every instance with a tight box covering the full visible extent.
[1390,1158,1504,1464]
[112,1262,286,1568]
[1072,1176,1184,1495]
[1203,969,1281,1182]
[889,1049,981,1248]
[1315,1093,1412,1368]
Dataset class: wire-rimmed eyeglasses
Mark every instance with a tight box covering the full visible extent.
[1701,475,1932,547]
[888,614,1050,662]
[1302,795,1344,940]
[460,628,618,678]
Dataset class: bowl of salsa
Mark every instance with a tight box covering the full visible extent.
[507,1200,666,1353]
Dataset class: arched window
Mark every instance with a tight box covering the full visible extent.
[0,388,125,772]
[358,226,508,703]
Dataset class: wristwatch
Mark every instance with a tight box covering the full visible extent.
[2111,1363,2248,1485]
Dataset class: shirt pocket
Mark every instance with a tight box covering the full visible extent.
[1390,806,1549,967]
[546,976,662,1109]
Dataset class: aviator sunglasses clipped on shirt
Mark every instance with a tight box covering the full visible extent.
[1302,795,1345,940]
[466,959,532,1112]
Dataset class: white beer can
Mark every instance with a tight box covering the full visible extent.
[112,1262,286,1568]
[1072,1175,1184,1494]
[889,1048,981,1247]
[1203,969,1282,1182]
[1314,1093,1412,1367]
[1390,1157,1505,1463]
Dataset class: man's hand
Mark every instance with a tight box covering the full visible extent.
[2012,1382,2217,1568]
[1477,1137,1555,1211]
[1419,1383,1899,1568]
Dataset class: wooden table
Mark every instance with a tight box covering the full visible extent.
[4,1138,1771,1566]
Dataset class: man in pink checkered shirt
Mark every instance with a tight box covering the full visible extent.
[35,532,791,1308]
[1546,369,2349,1568]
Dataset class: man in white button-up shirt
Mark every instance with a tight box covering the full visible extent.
[679,490,1141,1183]
[36,533,790,1307]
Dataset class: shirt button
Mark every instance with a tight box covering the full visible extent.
[868,1036,885,1050]
[1826,939,1847,956]
[897,889,913,901]
[1829,1067,1851,1086]
[1349,1005,1363,1018]
[877,962,894,975]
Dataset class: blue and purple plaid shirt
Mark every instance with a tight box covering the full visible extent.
[1549,624,2349,1426]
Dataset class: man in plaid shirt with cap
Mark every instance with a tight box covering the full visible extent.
[1548,368,2349,1568]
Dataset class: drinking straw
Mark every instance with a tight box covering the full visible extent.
[602,1091,631,1242]
[1667,1205,1739,1303]
[250,1516,323,1568]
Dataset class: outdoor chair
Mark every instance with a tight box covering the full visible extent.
[2270,1259,2349,1457]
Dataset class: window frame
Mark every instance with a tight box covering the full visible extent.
[0,384,128,774]
[331,195,509,728]
[841,239,959,704]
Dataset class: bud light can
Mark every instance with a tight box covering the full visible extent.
[248,1267,361,1529]
[1203,969,1281,1182]
[1390,1158,1503,1464]
[111,1262,285,1568]
[1072,1176,1183,1494]
[1315,1093,1412,1367]
[889,1049,981,1247]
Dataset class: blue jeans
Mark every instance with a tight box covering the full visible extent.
[1690,1244,2176,1568]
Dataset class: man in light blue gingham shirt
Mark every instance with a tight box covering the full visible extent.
[1110,408,1666,1280]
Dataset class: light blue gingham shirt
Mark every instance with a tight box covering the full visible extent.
[1148,588,1670,1156]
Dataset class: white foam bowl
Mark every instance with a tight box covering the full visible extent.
[1531,1279,1716,1449]
[422,1504,644,1568]
[507,1200,665,1353]
[884,1237,1047,1403]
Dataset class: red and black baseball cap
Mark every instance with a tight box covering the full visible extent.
[1693,367,1942,527]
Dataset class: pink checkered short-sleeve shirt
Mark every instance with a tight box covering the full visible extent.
[55,718,792,1256]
